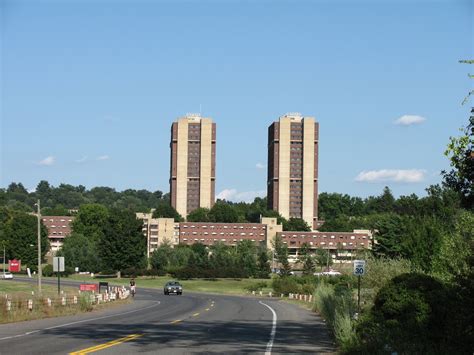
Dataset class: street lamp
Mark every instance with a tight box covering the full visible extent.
[34,200,42,294]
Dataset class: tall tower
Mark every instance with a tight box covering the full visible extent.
[267,113,319,229]
[170,114,216,218]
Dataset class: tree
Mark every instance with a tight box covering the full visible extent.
[442,109,474,210]
[58,232,101,272]
[357,273,463,354]
[298,242,315,275]
[98,208,147,272]
[150,242,173,271]
[314,248,332,271]
[256,247,271,278]
[209,201,239,223]
[72,204,109,242]
[236,240,257,277]
[187,208,211,222]
[0,208,49,269]
[152,201,184,221]
[283,217,311,231]
[41,204,70,216]
[272,235,291,276]
[188,243,209,268]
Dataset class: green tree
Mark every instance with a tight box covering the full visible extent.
[41,204,70,216]
[314,248,332,271]
[432,210,473,282]
[209,201,239,223]
[150,242,173,271]
[58,232,101,272]
[442,110,473,210]
[357,273,463,354]
[272,235,291,276]
[298,242,315,275]
[152,201,184,221]
[256,247,271,278]
[72,204,109,242]
[283,217,311,231]
[98,208,147,272]
[188,243,209,268]
[0,208,49,268]
[236,240,257,277]
[187,208,211,222]
[209,242,233,269]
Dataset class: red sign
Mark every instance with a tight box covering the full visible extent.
[80,284,98,292]
[9,259,21,272]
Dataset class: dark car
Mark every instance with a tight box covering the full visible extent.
[164,281,183,295]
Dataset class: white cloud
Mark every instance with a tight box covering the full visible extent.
[37,156,55,166]
[76,156,87,163]
[256,163,266,169]
[217,189,266,202]
[355,169,426,183]
[394,115,426,126]
[96,155,110,161]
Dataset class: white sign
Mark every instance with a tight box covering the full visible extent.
[353,260,366,276]
[53,257,65,272]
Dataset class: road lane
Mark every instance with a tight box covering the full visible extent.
[1,278,335,354]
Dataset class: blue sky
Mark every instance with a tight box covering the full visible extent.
[1,0,472,201]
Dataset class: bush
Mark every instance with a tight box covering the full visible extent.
[245,282,268,292]
[272,277,301,295]
[169,266,248,279]
[313,282,356,350]
[42,264,54,277]
[355,273,463,354]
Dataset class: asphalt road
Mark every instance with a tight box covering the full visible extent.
[0,278,335,354]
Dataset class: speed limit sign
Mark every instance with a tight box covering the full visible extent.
[353,260,366,276]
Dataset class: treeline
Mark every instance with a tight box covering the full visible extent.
[149,241,271,279]
[0,181,167,214]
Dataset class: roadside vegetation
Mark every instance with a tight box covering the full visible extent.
[0,281,128,324]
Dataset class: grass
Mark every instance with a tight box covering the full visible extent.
[61,274,273,295]
[0,280,129,324]
[0,280,76,298]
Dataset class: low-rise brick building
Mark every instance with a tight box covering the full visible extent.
[136,213,372,263]
[41,216,74,255]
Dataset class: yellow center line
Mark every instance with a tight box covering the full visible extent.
[205,308,210,311]
[192,312,200,317]
[171,319,182,324]
[69,334,142,355]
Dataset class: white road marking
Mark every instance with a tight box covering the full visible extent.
[259,301,277,355]
[0,301,160,341]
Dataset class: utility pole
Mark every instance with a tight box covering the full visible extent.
[36,199,42,295]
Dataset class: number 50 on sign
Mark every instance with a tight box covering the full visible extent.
[353,260,366,276]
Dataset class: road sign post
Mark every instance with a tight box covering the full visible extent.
[353,260,366,314]
[53,257,65,295]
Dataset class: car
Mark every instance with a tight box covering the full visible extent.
[0,272,13,280]
[314,269,342,276]
[164,281,183,295]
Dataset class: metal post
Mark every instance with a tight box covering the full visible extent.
[357,275,361,314]
[37,199,42,295]
[57,257,60,295]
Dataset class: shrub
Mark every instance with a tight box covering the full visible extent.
[42,264,54,277]
[356,273,462,354]
[272,277,301,295]
[313,282,356,351]
[245,281,268,292]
